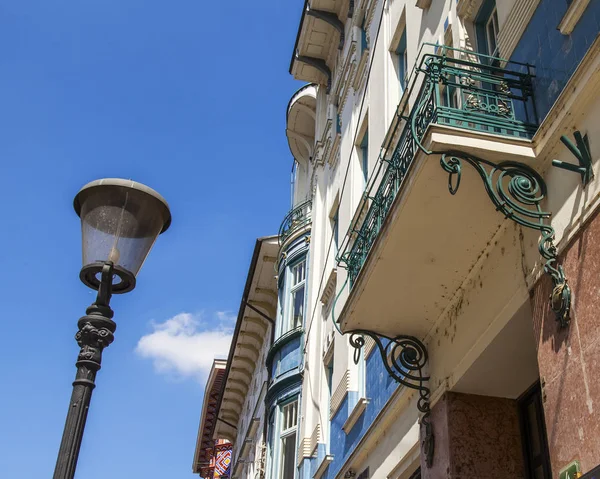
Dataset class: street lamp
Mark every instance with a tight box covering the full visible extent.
[53,179,171,479]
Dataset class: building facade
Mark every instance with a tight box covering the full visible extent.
[196,0,600,477]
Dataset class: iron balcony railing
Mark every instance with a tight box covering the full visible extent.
[337,44,538,286]
[278,199,312,246]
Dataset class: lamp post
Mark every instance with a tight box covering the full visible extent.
[53,178,171,479]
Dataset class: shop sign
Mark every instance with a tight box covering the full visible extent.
[560,461,582,479]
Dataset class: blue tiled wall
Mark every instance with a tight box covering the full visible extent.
[298,435,330,479]
[510,0,600,121]
[314,347,400,479]
[272,335,302,377]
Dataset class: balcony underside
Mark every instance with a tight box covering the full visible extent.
[338,128,537,338]
[287,84,317,166]
[290,0,351,85]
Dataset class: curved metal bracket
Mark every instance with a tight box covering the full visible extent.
[306,6,345,50]
[439,152,571,328]
[348,330,434,468]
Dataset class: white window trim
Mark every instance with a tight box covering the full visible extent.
[342,398,370,434]
[313,455,334,479]
[280,259,307,336]
[324,351,334,454]
[275,399,299,479]
[288,264,306,331]
[485,7,499,57]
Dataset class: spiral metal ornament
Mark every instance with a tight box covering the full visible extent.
[349,330,434,467]
[440,152,571,328]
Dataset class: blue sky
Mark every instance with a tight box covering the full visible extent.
[0,1,303,477]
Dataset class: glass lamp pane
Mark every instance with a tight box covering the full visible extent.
[75,179,170,276]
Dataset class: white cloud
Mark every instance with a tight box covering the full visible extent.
[136,312,234,381]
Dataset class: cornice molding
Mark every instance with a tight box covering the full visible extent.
[333,41,358,114]
[310,423,321,455]
[320,268,338,307]
[314,455,334,479]
[342,398,369,433]
[330,369,351,419]
[364,0,378,36]
[558,0,592,35]
[456,0,483,21]
[352,34,370,94]
[364,335,376,358]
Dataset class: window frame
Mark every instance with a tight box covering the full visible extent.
[395,29,408,92]
[360,130,369,188]
[276,398,299,479]
[266,409,276,479]
[474,0,499,60]
[332,208,339,253]
[485,7,499,58]
[358,345,366,399]
[324,353,334,453]
[280,257,307,336]
[518,382,552,479]
[360,17,368,54]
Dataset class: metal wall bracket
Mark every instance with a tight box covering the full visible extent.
[552,131,593,186]
[439,152,571,328]
[348,331,434,468]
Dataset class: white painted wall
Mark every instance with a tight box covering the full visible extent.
[287,0,600,476]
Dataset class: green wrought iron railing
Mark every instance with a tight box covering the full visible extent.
[337,44,538,286]
[278,199,312,246]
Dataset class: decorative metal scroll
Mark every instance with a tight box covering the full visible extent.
[438,152,571,327]
[349,331,434,467]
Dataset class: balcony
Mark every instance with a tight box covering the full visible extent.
[287,84,317,168]
[279,199,313,249]
[290,0,353,88]
[336,45,540,337]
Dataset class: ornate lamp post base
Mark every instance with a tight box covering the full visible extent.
[53,263,133,479]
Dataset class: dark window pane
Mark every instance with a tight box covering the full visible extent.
[408,468,421,479]
[281,433,296,478]
[292,286,304,329]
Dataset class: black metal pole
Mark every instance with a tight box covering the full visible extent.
[53,264,116,479]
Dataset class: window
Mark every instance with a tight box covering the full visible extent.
[279,400,299,479]
[485,8,499,57]
[290,161,298,207]
[475,0,499,59]
[357,467,370,479]
[288,260,306,331]
[360,130,369,188]
[332,208,339,253]
[358,346,366,398]
[408,468,421,479]
[518,382,551,479]
[267,410,276,478]
[396,29,408,91]
[325,361,333,452]
[360,18,368,53]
